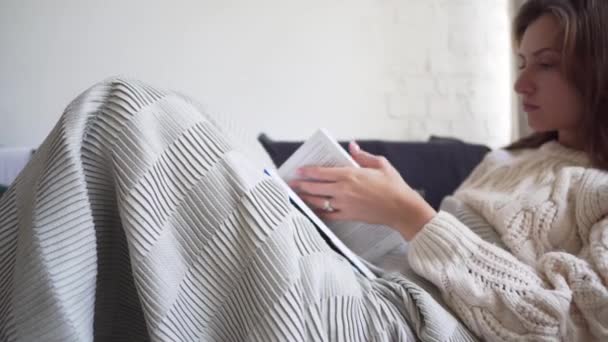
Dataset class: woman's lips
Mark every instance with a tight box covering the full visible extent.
[523,103,540,112]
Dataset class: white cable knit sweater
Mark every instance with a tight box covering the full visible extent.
[408,141,608,341]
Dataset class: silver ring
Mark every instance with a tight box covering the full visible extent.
[322,199,335,212]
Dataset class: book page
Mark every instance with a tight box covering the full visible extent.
[278,128,358,182]
[277,129,405,266]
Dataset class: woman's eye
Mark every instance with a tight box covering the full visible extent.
[538,59,558,69]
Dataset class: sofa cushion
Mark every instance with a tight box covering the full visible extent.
[258,134,490,210]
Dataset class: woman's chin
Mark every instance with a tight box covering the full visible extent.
[526,119,549,133]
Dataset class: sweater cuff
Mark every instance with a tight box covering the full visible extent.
[407,211,484,284]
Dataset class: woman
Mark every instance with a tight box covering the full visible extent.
[292,0,608,340]
[1,1,606,342]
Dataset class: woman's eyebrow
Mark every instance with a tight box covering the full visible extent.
[517,47,560,61]
[532,47,561,56]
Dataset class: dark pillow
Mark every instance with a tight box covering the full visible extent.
[258,134,490,210]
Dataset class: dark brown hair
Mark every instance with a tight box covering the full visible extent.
[508,0,608,170]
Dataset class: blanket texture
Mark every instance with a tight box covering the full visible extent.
[0,78,477,342]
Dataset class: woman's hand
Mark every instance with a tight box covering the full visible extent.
[288,141,437,241]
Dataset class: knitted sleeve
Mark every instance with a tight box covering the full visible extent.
[407,211,608,341]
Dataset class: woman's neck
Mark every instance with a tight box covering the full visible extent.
[557,130,585,150]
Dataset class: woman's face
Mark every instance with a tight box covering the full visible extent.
[514,14,584,148]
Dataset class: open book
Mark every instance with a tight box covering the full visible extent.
[265,129,406,279]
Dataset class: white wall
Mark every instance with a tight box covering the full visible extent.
[0,0,512,148]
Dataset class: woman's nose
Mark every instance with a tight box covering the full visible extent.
[514,69,535,95]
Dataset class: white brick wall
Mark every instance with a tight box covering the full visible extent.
[0,0,513,148]
[380,0,513,147]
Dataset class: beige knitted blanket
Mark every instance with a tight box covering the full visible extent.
[0,78,477,341]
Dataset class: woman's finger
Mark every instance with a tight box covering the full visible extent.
[290,180,337,197]
[299,194,339,212]
[297,166,351,182]
[316,209,343,221]
[351,149,387,169]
